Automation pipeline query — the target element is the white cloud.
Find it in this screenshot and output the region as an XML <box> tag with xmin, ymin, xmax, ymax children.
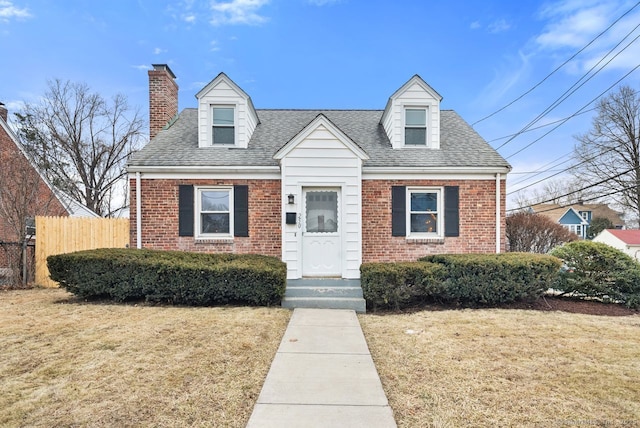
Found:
<box><xmin>470</xmin><ymin>21</ymin><xmax>481</xmax><ymax>30</ymax></box>
<box><xmin>153</xmin><ymin>47</ymin><xmax>167</xmax><ymax>55</ymax></box>
<box><xmin>308</xmin><ymin>0</ymin><xmax>340</xmax><ymax>5</ymax></box>
<box><xmin>534</xmin><ymin>0</ymin><xmax>640</xmax><ymax>73</ymax></box>
<box><xmin>0</xmin><ymin>0</ymin><xmax>31</xmax><ymax>21</ymax></box>
<box><xmin>183</xmin><ymin>14</ymin><xmax>196</xmax><ymax>23</ymax></box>
<box><xmin>210</xmin><ymin>40</ymin><xmax>220</xmax><ymax>51</ymax></box>
<box><xmin>209</xmin><ymin>0</ymin><xmax>269</xmax><ymax>26</ymax></box>
<box><xmin>132</xmin><ymin>64</ymin><xmax>151</xmax><ymax>71</ymax></box>
<box><xmin>488</xmin><ymin>19</ymin><xmax>511</xmax><ymax>34</ymax></box>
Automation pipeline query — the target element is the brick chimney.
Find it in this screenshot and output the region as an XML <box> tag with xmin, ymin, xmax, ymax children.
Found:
<box><xmin>0</xmin><ymin>102</ymin><xmax>7</xmax><ymax>122</ymax></box>
<box><xmin>148</xmin><ymin>64</ymin><xmax>178</xmax><ymax>140</ymax></box>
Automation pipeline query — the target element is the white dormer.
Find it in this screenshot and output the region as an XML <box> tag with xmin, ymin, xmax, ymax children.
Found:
<box><xmin>195</xmin><ymin>73</ymin><xmax>259</xmax><ymax>149</ymax></box>
<box><xmin>380</xmin><ymin>75</ymin><xmax>442</xmax><ymax>149</ymax></box>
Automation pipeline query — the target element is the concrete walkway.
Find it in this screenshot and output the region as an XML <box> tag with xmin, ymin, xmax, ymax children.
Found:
<box><xmin>247</xmin><ymin>308</ymin><xmax>397</xmax><ymax>428</ymax></box>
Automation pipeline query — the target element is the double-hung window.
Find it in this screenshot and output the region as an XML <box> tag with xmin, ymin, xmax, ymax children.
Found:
<box><xmin>404</xmin><ymin>108</ymin><xmax>427</xmax><ymax>146</ymax></box>
<box><xmin>408</xmin><ymin>188</ymin><xmax>441</xmax><ymax>236</ymax></box>
<box><xmin>196</xmin><ymin>187</ymin><xmax>233</xmax><ymax>237</ymax></box>
<box><xmin>212</xmin><ymin>107</ymin><xmax>235</xmax><ymax>145</ymax></box>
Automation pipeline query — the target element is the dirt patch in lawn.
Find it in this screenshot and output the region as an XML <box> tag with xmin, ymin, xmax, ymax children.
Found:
<box><xmin>0</xmin><ymin>288</ymin><xmax>290</xmax><ymax>428</ymax></box>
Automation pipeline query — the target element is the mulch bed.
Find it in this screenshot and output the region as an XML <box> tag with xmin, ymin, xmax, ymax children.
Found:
<box><xmin>503</xmin><ymin>296</ymin><xmax>638</xmax><ymax>317</ymax></box>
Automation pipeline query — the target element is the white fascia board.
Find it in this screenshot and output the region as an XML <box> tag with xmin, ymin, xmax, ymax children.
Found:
<box><xmin>127</xmin><ymin>165</ymin><xmax>281</xmax><ymax>179</ymax></box>
<box><xmin>363</xmin><ymin>166</ymin><xmax>511</xmax><ymax>180</ymax></box>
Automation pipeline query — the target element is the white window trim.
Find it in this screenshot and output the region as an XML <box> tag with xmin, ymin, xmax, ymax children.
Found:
<box><xmin>210</xmin><ymin>105</ymin><xmax>237</xmax><ymax>146</ymax></box>
<box><xmin>406</xmin><ymin>187</ymin><xmax>443</xmax><ymax>238</ymax></box>
<box><xmin>195</xmin><ymin>186</ymin><xmax>234</xmax><ymax>239</ymax></box>
<box><xmin>403</xmin><ymin>106</ymin><xmax>429</xmax><ymax>147</ymax></box>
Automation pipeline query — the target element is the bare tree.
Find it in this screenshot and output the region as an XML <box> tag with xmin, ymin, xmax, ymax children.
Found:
<box><xmin>574</xmin><ymin>85</ymin><xmax>640</xmax><ymax>227</ymax></box>
<box><xmin>506</xmin><ymin>212</ymin><xmax>578</xmax><ymax>253</ymax></box>
<box><xmin>0</xmin><ymin>136</ymin><xmax>65</xmax><ymax>286</ymax></box>
<box><xmin>15</xmin><ymin>80</ymin><xmax>145</xmax><ymax>217</ymax></box>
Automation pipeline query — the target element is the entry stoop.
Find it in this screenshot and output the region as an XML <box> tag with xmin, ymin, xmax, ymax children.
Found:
<box><xmin>282</xmin><ymin>279</ymin><xmax>367</xmax><ymax>313</ymax></box>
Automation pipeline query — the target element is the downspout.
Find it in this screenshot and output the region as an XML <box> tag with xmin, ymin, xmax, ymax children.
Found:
<box><xmin>136</xmin><ymin>172</ymin><xmax>142</xmax><ymax>249</ymax></box>
<box><xmin>496</xmin><ymin>173</ymin><xmax>501</xmax><ymax>254</ymax></box>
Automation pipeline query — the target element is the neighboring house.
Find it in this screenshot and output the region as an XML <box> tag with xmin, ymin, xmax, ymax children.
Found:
<box><xmin>0</xmin><ymin>102</ymin><xmax>98</xmax><ymax>283</ymax></box>
<box><xmin>530</xmin><ymin>203</ymin><xmax>624</xmax><ymax>240</ymax></box>
<box><xmin>593</xmin><ymin>229</ymin><xmax>640</xmax><ymax>261</ymax></box>
<box><xmin>128</xmin><ymin>65</ymin><xmax>511</xmax><ymax>280</ymax></box>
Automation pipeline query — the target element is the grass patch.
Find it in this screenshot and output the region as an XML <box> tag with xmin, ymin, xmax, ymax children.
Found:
<box><xmin>359</xmin><ymin>309</ymin><xmax>640</xmax><ymax>427</ymax></box>
<box><xmin>0</xmin><ymin>288</ymin><xmax>290</xmax><ymax>427</ymax></box>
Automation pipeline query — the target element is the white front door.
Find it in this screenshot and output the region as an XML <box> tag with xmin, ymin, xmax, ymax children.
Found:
<box><xmin>302</xmin><ymin>188</ymin><xmax>342</xmax><ymax>277</ymax></box>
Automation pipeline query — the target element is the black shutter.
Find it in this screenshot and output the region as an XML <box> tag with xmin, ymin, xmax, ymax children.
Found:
<box><xmin>391</xmin><ymin>186</ymin><xmax>406</xmax><ymax>236</ymax></box>
<box><xmin>444</xmin><ymin>186</ymin><xmax>459</xmax><ymax>237</ymax></box>
<box><xmin>234</xmin><ymin>185</ymin><xmax>249</xmax><ymax>237</ymax></box>
<box><xmin>178</xmin><ymin>185</ymin><xmax>194</xmax><ymax>237</ymax></box>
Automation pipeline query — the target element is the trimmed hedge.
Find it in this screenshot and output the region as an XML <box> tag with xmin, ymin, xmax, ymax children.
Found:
<box><xmin>47</xmin><ymin>249</ymin><xmax>287</xmax><ymax>306</ymax></box>
<box><xmin>550</xmin><ymin>241</ymin><xmax>640</xmax><ymax>308</ymax></box>
<box><xmin>360</xmin><ymin>262</ymin><xmax>445</xmax><ymax>310</ymax></box>
<box><xmin>420</xmin><ymin>253</ymin><xmax>562</xmax><ymax>306</ymax></box>
<box><xmin>361</xmin><ymin>253</ymin><xmax>562</xmax><ymax>310</ymax></box>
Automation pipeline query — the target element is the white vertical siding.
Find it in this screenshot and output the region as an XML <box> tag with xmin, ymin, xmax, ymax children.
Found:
<box><xmin>382</xmin><ymin>81</ymin><xmax>441</xmax><ymax>149</ymax></box>
<box><xmin>196</xmin><ymin>79</ymin><xmax>258</xmax><ymax>148</ymax></box>
<box><xmin>281</xmin><ymin>124</ymin><xmax>363</xmax><ymax>279</ymax></box>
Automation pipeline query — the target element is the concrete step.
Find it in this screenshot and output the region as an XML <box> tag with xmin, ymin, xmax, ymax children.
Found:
<box><xmin>282</xmin><ymin>279</ymin><xmax>367</xmax><ymax>313</ymax></box>
<box><xmin>287</xmin><ymin>278</ymin><xmax>362</xmax><ymax>288</ymax></box>
<box><xmin>281</xmin><ymin>297</ymin><xmax>366</xmax><ymax>313</ymax></box>
<box><xmin>285</xmin><ymin>286</ymin><xmax>363</xmax><ymax>299</ymax></box>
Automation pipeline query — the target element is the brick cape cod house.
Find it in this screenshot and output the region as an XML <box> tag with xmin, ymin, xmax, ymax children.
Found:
<box><xmin>128</xmin><ymin>65</ymin><xmax>511</xmax><ymax>281</ymax></box>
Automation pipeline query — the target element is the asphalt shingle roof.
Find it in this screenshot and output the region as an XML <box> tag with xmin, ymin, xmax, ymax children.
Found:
<box><xmin>128</xmin><ymin>108</ymin><xmax>510</xmax><ymax>169</ymax></box>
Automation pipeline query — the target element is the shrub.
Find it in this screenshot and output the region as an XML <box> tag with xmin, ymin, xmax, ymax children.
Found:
<box><xmin>506</xmin><ymin>212</ymin><xmax>578</xmax><ymax>253</ymax></box>
<box><xmin>550</xmin><ymin>241</ymin><xmax>640</xmax><ymax>308</ymax></box>
<box><xmin>360</xmin><ymin>262</ymin><xmax>444</xmax><ymax>310</ymax></box>
<box><xmin>361</xmin><ymin>253</ymin><xmax>561</xmax><ymax>310</ymax></box>
<box><xmin>47</xmin><ymin>249</ymin><xmax>286</xmax><ymax>306</ymax></box>
<box><xmin>420</xmin><ymin>253</ymin><xmax>561</xmax><ymax>306</ymax></box>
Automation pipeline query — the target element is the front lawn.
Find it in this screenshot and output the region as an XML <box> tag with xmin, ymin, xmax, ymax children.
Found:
<box><xmin>360</xmin><ymin>307</ymin><xmax>640</xmax><ymax>427</ymax></box>
<box><xmin>0</xmin><ymin>288</ymin><xmax>290</xmax><ymax>427</ymax></box>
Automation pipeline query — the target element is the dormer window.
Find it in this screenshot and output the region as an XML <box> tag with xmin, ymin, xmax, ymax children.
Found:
<box><xmin>212</xmin><ymin>106</ymin><xmax>235</xmax><ymax>145</ymax></box>
<box><xmin>405</xmin><ymin>108</ymin><xmax>427</xmax><ymax>145</ymax></box>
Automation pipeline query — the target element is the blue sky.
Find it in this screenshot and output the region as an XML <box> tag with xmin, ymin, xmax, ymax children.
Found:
<box><xmin>2</xmin><ymin>0</ymin><xmax>640</xmax><ymax>206</ymax></box>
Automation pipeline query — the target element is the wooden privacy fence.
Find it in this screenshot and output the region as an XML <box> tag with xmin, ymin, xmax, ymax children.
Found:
<box><xmin>35</xmin><ymin>216</ymin><xmax>130</xmax><ymax>287</ymax></box>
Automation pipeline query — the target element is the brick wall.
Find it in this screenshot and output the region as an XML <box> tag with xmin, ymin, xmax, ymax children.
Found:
<box><xmin>148</xmin><ymin>65</ymin><xmax>178</xmax><ymax>140</ymax></box>
<box><xmin>131</xmin><ymin>177</ymin><xmax>507</xmax><ymax>263</ymax></box>
<box><xmin>130</xmin><ymin>178</ymin><xmax>281</xmax><ymax>257</ymax></box>
<box><xmin>362</xmin><ymin>179</ymin><xmax>507</xmax><ymax>262</ymax></box>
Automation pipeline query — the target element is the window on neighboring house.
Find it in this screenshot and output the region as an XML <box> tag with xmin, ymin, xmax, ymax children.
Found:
<box><xmin>212</xmin><ymin>107</ymin><xmax>235</xmax><ymax>145</ymax></box>
<box><xmin>404</xmin><ymin>108</ymin><xmax>427</xmax><ymax>145</ymax></box>
<box><xmin>580</xmin><ymin>211</ymin><xmax>589</xmax><ymax>221</ymax></box>
<box><xmin>197</xmin><ymin>187</ymin><xmax>232</xmax><ymax>237</ymax></box>
<box><xmin>408</xmin><ymin>188</ymin><xmax>441</xmax><ymax>236</ymax></box>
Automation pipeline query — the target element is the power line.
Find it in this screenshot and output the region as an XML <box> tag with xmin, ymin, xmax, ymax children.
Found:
<box><xmin>472</xmin><ymin>1</ymin><xmax>640</xmax><ymax>127</ymax></box>
<box><xmin>487</xmin><ymin>109</ymin><xmax>595</xmax><ymax>143</ymax></box>
<box><xmin>507</xmin><ymin>168</ymin><xmax>635</xmax><ymax>213</ymax></box>
<box><xmin>500</xmin><ymin>26</ymin><xmax>640</xmax><ymax>154</ymax></box>
<box><xmin>504</xmin><ymin>62</ymin><xmax>640</xmax><ymax>160</ymax></box>
<box><xmin>509</xmin><ymin>182</ymin><xmax>638</xmax><ymax>214</ymax></box>
<box><xmin>507</xmin><ymin>145</ymin><xmax>622</xmax><ymax>195</ymax></box>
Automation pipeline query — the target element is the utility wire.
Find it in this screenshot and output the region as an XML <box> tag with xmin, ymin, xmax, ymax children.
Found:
<box><xmin>473</xmin><ymin>1</ymin><xmax>640</xmax><ymax>127</ymax></box>
<box><xmin>487</xmin><ymin>109</ymin><xmax>595</xmax><ymax>143</ymax></box>
<box><xmin>507</xmin><ymin>145</ymin><xmax>622</xmax><ymax>195</ymax></box>
<box><xmin>507</xmin><ymin>168</ymin><xmax>635</xmax><ymax>212</ymax></box>
<box><xmin>508</xmin><ymin>182</ymin><xmax>638</xmax><ymax>214</ymax></box>
<box><xmin>500</xmin><ymin>27</ymin><xmax>640</xmax><ymax>154</ymax></box>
